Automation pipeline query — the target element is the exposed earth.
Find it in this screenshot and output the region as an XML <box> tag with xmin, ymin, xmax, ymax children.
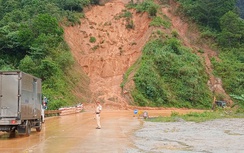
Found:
<box><xmin>64</xmin><ymin>0</ymin><xmax>152</xmax><ymax>108</ymax></box>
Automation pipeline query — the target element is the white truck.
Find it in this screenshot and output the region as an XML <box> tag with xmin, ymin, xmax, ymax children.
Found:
<box><xmin>0</xmin><ymin>71</ymin><xmax>44</xmax><ymax>136</ymax></box>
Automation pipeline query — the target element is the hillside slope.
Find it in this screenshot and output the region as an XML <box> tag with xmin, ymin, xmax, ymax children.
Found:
<box><xmin>161</xmin><ymin>0</ymin><xmax>232</xmax><ymax>105</ymax></box>
<box><xmin>64</xmin><ymin>0</ymin><xmax>152</xmax><ymax>108</ymax></box>
<box><xmin>64</xmin><ymin>0</ymin><xmax>231</xmax><ymax>108</ymax></box>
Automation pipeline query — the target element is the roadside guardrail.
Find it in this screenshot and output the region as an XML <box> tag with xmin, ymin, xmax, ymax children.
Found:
<box><xmin>44</xmin><ymin>104</ymin><xmax>83</xmax><ymax>117</ymax></box>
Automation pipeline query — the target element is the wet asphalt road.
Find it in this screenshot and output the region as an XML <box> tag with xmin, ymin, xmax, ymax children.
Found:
<box><xmin>0</xmin><ymin>110</ymin><xmax>141</xmax><ymax>153</ymax></box>
<box><xmin>0</xmin><ymin>109</ymin><xmax>204</xmax><ymax>153</ymax></box>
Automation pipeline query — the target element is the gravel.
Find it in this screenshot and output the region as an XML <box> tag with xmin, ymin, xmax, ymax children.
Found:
<box><xmin>126</xmin><ymin>118</ymin><xmax>244</xmax><ymax>153</ymax></box>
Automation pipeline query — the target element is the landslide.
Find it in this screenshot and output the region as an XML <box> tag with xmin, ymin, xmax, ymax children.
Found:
<box><xmin>64</xmin><ymin>0</ymin><xmax>231</xmax><ymax>109</ymax></box>
<box><xmin>64</xmin><ymin>0</ymin><xmax>152</xmax><ymax>109</ymax></box>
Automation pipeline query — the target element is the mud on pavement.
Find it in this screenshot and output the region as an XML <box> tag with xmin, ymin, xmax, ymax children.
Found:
<box><xmin>126</xmin><ymin>118</ymin><xmax>244</xmax><ymax>153</ymax></box>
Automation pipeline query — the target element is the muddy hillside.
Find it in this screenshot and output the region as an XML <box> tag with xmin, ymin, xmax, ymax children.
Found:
<box><xmin>64</xmin><ymin>0</ymin><xmax>231</xmax><ymax>108</ymax></box>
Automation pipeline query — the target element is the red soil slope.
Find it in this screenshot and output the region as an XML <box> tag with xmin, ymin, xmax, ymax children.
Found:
<box><xmin>64</xmin><ymin>0</ymin><xmax>152</xmax><ymax>108</ymax></box>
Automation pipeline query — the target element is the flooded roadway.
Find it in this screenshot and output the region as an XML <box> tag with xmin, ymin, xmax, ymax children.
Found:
<box><xmin>0</xmin><ymin>109</ymin><xmax>204</xmax><ymax>153</ymax></box>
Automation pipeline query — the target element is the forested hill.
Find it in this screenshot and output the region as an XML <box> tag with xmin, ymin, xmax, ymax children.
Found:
<box><xmin>0</xmin><ymin>0</ymin><xmax>243</xmax><ymax>109</ymax></box>
<box><xmin>237</xmin><ymin>0</ymin><xmax>244</xmax><ymax>18</ymax></box>
<box><xmin>0</xmin><ymin>0</ymin><xmax>93</xmax><ymax>109</ymax></box>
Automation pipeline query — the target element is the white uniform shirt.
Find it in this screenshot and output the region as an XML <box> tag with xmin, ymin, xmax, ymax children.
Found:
<box><xmin>96</xmin><ymin>105</ymin><xmax>102</xmax><ymax>113</ymax></box>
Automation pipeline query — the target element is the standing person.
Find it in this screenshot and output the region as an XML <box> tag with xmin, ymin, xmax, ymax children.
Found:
<box><xmin>42</xmin><ymin>96</ymin><xmax>48</xmax><ymax>110</ymax></box>
<box><xmin>95</xmin><ymin>101</ymin><xmax>102</xmax><ymax>129</ymax></box>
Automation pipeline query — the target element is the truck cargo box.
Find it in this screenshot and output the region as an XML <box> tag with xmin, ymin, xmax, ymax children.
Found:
<box><xmin>0</xmin><ymin>71</ymin><xmax>43</xmax><ymax>136</ymax></box>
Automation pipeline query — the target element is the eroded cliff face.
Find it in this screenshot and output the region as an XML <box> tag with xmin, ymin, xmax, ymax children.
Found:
<box><xmin>64</xmin><ymin>1</ymin><xmax>152</xmax><ymax>108</ymax></box>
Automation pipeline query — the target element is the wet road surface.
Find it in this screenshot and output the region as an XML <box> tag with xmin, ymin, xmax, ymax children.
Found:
<box><xmin>0</xmin><ymin>109</ymin><xmax>203</xmax><ymax>153</ymax></box>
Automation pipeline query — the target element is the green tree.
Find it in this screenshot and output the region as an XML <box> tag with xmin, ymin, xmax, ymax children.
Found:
<box><xmin>178</xmin><ymin>0</ymin><xmax>236</xmax><ymax>30</ymax></box>
<box><xmin>218</xmin><ymin>11</ymin><xmax>244</xmax><ymax>48</ymax></box>
<box><xmin>55</xmin><ymin>0</ymin><xmax>89</xmax><ymax>11</ymax></box>
<box><xmin>29</xmin><ymin>34</ymin><xmax>62</xmax><ymax>59</ymax></box>
<box><xmin>0</xmin><ymin>9</ymin><xmax>29</xmax><ymax>26</ymax></box>
<box><xmin>0</xmin><ymin>24</ymin><xmax>26</xmax><ymax>62</ymax></box>
<box><xmin>37</xmin><ymin>58</ymin><xmax>60</xmax><ymax>81</ymax></box>
<box><xmin>18</xmin><ymin>24</ymin><xmax>34</xmax><ymax>50</ymax></box>
<box><xmin>19</xmin><ymin>55</ymin><xmax>36</xmax><ymax>74</ymax></box>
<box><xmin>0</xmin><ymin>0</ymin><xmax>21</xmax><ymax>15</ymax></box>
<box><xmin>32</xmin><ymin>14</ymin><xmax>63</xmax><ymax>37</ymax></box>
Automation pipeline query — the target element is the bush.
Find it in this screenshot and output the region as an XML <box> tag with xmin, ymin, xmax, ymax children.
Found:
<box><xmin>132</xmin><ymin>89</ymin><xmax>148</xmax><ymax>106</ymax></box>
<box><xmin>171</xmin><ymin>30</ymin><xmax>179</xmax><ymax>38</ymax></box>
<box><xmin>121</xmin><ymin>10</ymin><xmax>132</xmax><ymax>18</ymax></box>
<box><xmin>127</xmin><ymin>0</ymin><xmax>159</xmax><ymax>17</ymax></box>
<box><xmin>148</xmin><ymin>5</ymin><xmax>157</xmax><ymax>16</ymax></box>
<box><xmin>150</xmin><ymin>16</ymin><xmax>171</xmax><ymax>28</ymax></box>
<box><xmin>89</xmin><ymin>36</ymin><xmax>96</xmax><ymax>43</ymax></box>
<box><xmin>126</xmin><ymin>20</ymin><xmax>135</xmax><ymax>29</ymax></box>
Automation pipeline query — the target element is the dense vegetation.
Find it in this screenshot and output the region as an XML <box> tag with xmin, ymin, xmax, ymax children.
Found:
<box><xmin>132</xmin><ymin>39</ymin><xmax>212</xmax><ymax>108</ymax></box>
<box><xmin>123</xmin><ymin>0</ymin><xmax>244</xmax><ymax>109</ymax></box>
<box><xmin>175</xmin><ymin>0</ymin><xmax>244</xmax><ymax>108</ymax></box>
<box><xmin>0</xmin><ymin>0</ymin><xmax>90</xmax><ymax>109</ymax></box>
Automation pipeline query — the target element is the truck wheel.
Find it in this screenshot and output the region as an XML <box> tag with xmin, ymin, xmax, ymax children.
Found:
<box><xmin>26</xmin><ymin>121</ymin><xmax>31</xmax><ymax>136</ymax></box>
<box><xmin>9</xmin><ymin>130</ymin><xmax>16</xmax><ymax>138</ymax></box>
<box><xmin>41</xmin><ymin>116</ymin><xmax>45</xmax><ymax>123</ymax></box>
<box><xmin>36</xmin><ymin>120</ymin><xmax>42</xmax><ymax>132</ymax></box>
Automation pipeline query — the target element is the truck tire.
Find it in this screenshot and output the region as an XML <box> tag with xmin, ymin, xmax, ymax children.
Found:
<box><xmin>41</xmin><ymin>116</ymin><xmax>45</xmax><ymax>123</ymax></box>
<box><xmin>9</xmin><ymin>129</ymin><xmax>16</xmax><ymax>138</ymax></box>
<box><xmin>25</xmin><ymin>121</ymin><xmax>31</xmax><ymax>136</ymax></box>
<box><xmin>36</xmin><ymin>120</ymin><xmax>42</xmax><ymax>132</ymax></box>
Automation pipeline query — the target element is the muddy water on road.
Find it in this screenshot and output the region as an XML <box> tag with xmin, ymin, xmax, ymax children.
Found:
<box><xmin>0</xmin><ymin>109</ymin><xmax>203</xmax><ymax>153</ymax></box>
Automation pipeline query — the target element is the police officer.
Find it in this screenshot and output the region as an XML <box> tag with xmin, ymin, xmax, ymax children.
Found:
<box><xmin>95</xmin><ymin>101</ymin><xmax>102</xmax><ymax>129</ymax></box>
